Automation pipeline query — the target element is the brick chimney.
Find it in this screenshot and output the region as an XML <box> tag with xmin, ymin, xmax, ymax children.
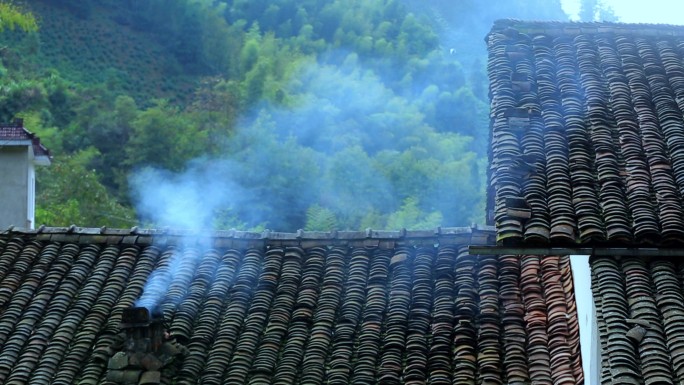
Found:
<box><xmin>0</xmin><ymin>118</ymin><xmax>51</xmax><ymax>229</ymax></box>
<box><xmin>106</xmin><ymin>307</ymin><xmax>186</xmax><ymax>385</ymax></box>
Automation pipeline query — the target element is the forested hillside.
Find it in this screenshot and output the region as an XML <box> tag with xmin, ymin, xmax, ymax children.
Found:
<box><xmin>1</xmin><ymin>0</ymin><xmax>581</xmax><ymax>231</ymax></box>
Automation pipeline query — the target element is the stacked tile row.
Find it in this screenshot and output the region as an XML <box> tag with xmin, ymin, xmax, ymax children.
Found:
<box><xmin>590</xmin><ymin>255</ymin><xmax>684</xmax><ymax>384</ymax></box>
<box><xmin>487</xmin><ymin>22</ymin><xmax>684</xmax><ymax>245</ymax></box>
<box><xmin>0</xmin><ymin>236</ymin><xmax>582</xmax><ymax>384</ymax></box>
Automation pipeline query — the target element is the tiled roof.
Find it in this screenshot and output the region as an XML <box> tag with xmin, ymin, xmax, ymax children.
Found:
<box><xmin>486</xmin><ymin>19</ymin><xmax>684</xmax><ymax>246</ymax></box>
<box><xmin>589</xmin><ymin>255</ymin><xmax>684</xmax><ymax>384</ymax></box>
<box><xmin>0</xmin><ymin>227</ymin><xmax>582</xmax><ymax>384</ymax></box>
<box><xmin>0</xmin><ymin>123</ymin><xmax>52</xmax><ymax>162</ymax></box>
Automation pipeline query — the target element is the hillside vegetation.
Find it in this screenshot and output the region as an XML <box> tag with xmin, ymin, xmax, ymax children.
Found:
<box><xmin>0</xmin><ymin>0</ymin><xmax>584</xmax><ymax>231</ymax></box>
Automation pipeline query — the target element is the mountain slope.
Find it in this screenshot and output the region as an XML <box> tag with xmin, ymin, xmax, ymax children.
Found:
<box><xmin>2</xmin><ymin>0</ymin><xmax>196</xmax><ymax>103</ymax></box>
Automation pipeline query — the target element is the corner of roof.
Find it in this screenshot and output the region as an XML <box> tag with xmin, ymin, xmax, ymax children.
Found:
<box><xmin>0</xmin><ymin>118</ymin><xmax>52</xmax><ymax>165</ymax></box>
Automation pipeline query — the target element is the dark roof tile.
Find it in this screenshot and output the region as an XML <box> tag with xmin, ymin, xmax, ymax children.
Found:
<box><xmin>486</xmin><ymin>22</ymin><xmax>684</xmax><ymax>383</ymax></box>
<box><xmin>0</xmin><ymin>229</ymin><xmax>581</xmax><ymax>384</ymax></box>
<box><xmin>590</xmin><ymin>255</ymin><xmax>684</xmax><ymax>383</ymax></box>
<box><xmin>0</xmin><ymin>124</ymin><xmax>51</xmax><ymax>163</ymax></box>
<box><xmin>487</xmin><ymin>20</ymin><xmax>684</xmax><ymax>246</ymax></box>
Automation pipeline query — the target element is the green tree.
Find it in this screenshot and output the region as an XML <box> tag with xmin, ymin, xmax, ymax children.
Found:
<box><xmin>125</xmin><ymin>100</ymin><xmax>208</xmax><ymax>171</ymax></box>
<box><xmin>304</xmin><ymin>204</ymin><xmax>338</xmax><ymax>231</ymax></box>
<box><xmin>386</xmin><ymin>197</ymin><xmax>442</xmax><ymax>230</ymax></box>
<box><xmin>36</xmin><ymin>149</ymin><xmax>136</xmax><ymax>227</ymax></box>
<box><xmin>199</xmin><ymin>6</ymin><xmax>243</xmax><ymax>74</ymax></box>
<box><xmin>223</xmin><ymin>111</ymin><xmax>323</xmax><ymax>230</ymax></box>
<box><xmin>0</xmin><ymin>79</ymin><xmax>46</xmax><ymax>122</ymax></box>
<box><xmin>579</xmin><ymin>0</ymin><xmax>598</xmax><ymax>21</ymax></box>
<box><xmin>0</xmin><ymin>2</ymin><xmax>37</xmax><ymax>32</ymax></box>
<box><xmin>321</xmin><ymin>145</ymin><xmax>393</xmax><ymax>229</ymax></box>
<box><xmin>1</xmin><ymin>0</ymin><xmax>528</xmax><ymax>231</ymax></box>
<box><xmin>580</xmin><ymin>0</ymin><xmax>618</xmax><ymax>21</ymax></box>
<box><xmin>89</xmin><ymin>95</ymin><xmax>138</xmax><ymax>192</ymax></box>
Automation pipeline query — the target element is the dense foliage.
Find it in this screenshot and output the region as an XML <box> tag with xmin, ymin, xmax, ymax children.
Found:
<box><xmin>0</xmin><ymin>2</ymin><xmax>37</xmax><ymax>32</ymax></box>
<box><xmin>1</xmin><ymin>0</ymin><xmax>580</xmax><ymax>230</ymax></box>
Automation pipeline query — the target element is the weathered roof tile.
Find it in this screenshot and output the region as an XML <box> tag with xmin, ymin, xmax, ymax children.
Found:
<box><xmin>487</xmin><ymin>20</ymin><xmax>684</xmax><ymax>246</ymax></box>
<box><xmin>0</xmin><ymin>229</ymin><xmax>580</xmax><ymax>384</ymax></box>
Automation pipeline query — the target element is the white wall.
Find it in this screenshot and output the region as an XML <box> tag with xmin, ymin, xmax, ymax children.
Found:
<box><xmin>27</xmin><ymin>162</ymin><xmax>35</xmax><ymax>229</ymax></box>
<box><xmin>570</xmin><ymin>255</ymin><xmax>600</xmax><ymax>385</ymax></box>
<box><xmin>0</xmin><ymin>146</ymin><xmax>30</xmax><ymax>229</ymax></box>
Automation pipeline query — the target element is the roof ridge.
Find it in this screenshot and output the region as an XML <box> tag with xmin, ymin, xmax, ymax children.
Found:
<box><xmin>0</xmin><ymin>121</ymin><xmax>52</xmax><ymax>161</ymax></box>
<box><xmin>0</xmin><ymin>225</ymin><xmax>496</xmax><ymax>247</ymax></box>
<box><xmin>2</xmin><ymin>224</ymin><xmax>494</xmax><ymax>238</ymax></box>
<box><xmin>491</xmin><ymin>19</ymin><xmax>684</xmax><ymax>37</ymax></box>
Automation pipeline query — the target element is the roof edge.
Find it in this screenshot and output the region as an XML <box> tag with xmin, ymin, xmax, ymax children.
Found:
<box><xmin>0</xmin><ymin>225</ymin><xmax>497</xmax><ymax>248</ymax></box>
<box><xmin>490</xmin><ymin>19</ymin><xmax>684</xmax><ymax>37</ymax></box>
<box><xmin>0</xmin><ymin>122</ymin><xmax>52</xmax><ymax>164</ymax></box>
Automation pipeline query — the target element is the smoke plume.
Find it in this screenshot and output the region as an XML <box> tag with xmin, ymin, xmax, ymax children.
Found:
<box><xmin>129</xmin><ymin>0</ymin><xmax>571</xmax><ymax>309</ymax></box>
